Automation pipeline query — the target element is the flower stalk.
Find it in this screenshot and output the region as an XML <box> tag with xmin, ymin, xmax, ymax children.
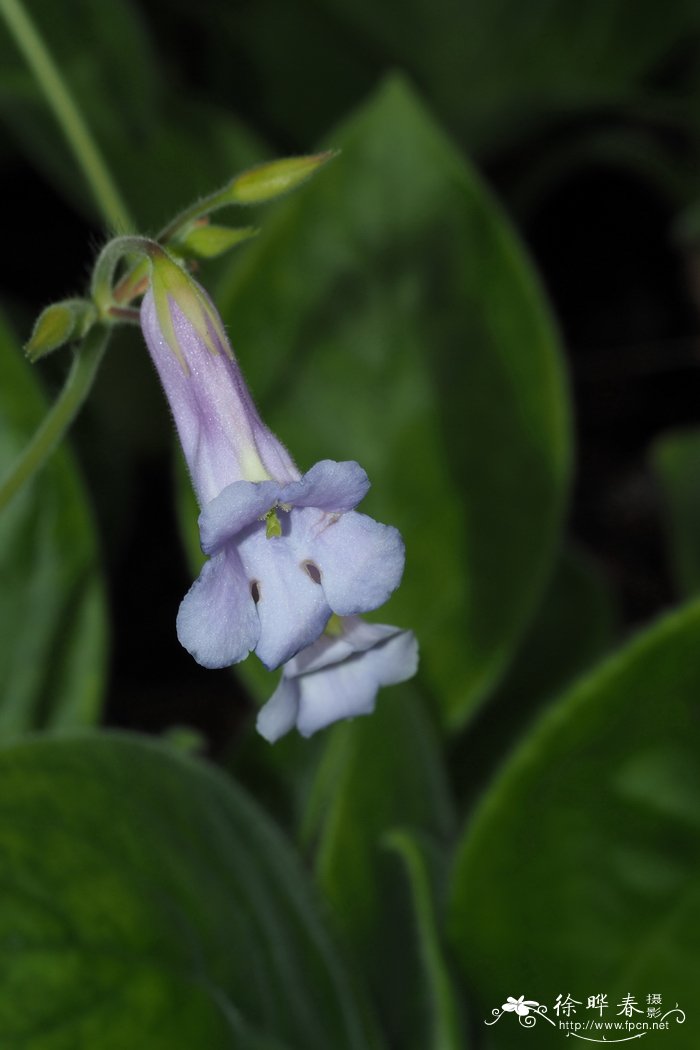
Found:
<box><xmin>0</xmin><ymin>324</ymin><xmax>108</xmax><ymax>511</ymax></box>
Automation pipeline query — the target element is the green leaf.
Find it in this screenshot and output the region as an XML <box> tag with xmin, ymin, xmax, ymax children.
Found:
<box><xmin>303</xmin><ymin>684</ymin><xmax>455</xmax><ymax>1044</ymax></box>
<box><xmin>652</xmin><ymin>428</ymin><xmax>700</xmax><ymax>597</ymax></box>
<box><xmin>451</xmin><ymin>544</ymin><xmax>617</xmax><ymax>806</ymax></box>
<box><xmin>490</xmin><ymin>544</ymin><xmax>617</xmax><ymax>712</ymax></box>
<box><xmin>384</xmin><ymin>830</ymin><xmax>467</xmax><ymax>1050</ymax></box>
<box><xmin>0</xmin><ymin>315</ymin><xmax>107</xmax><ymax>733</ymax></box>
<box><xmin>216</xmin><ymin>77</ymin><xmax>571</xmax><ymax>728</ymax></box>
<box><xmin>449</xmin><ymin>599</ymin><xmax>700</xmax><ymax>1048</ymax></box>
<box><xmin>0</xmin><ymin>731</ymin><xmax>384</xmax><ymax>1050</ymax></box>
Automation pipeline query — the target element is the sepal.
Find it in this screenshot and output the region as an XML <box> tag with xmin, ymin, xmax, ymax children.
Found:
<box><xmin>149</xmin><ymin>252</ymin><xmax>231</xmax><ymax>369</ymax></box>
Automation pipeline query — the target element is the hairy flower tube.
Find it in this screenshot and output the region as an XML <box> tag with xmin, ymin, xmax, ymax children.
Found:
<box><xmin>140</xmin><ymin>257</ymin><xmax>408</xmax><ymax>672</ymax></box>
<box><xmin>257</xmin><ymin>617</ymin><xmax>419</xmax><ymax>741</ymax></box>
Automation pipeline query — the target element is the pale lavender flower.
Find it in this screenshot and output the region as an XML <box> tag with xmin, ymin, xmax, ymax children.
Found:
<box><xmin>257</xmin><ymin>617</ymin><xmax>418</xmax><ymax>741</ymax></box>
<box><xmin>140</xmin><ymin>260</ymin><xmax>407</xmax><ymax>671</ymax></box>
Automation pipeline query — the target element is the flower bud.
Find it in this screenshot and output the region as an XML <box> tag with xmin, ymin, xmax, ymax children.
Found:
<box><xmin>173</xmin><ymin>224</ymin><xmax>259</xmax><ymax>260</ymax></box>
<box><xmin>26</xmin><ymin>298</ymin><xmax>97</xmax><ymax>361</ymax></box>
<box><xmin>228</xmin><ymin>152</ymin><xmax>337</xmax><ymax>205</ymax></box>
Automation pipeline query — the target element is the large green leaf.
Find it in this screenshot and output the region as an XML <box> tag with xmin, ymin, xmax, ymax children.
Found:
<box><xmin>449</xmin><ymin>600</ymin><xmax>700</xmax><ymax>1049</ymax></box>
<box><xmin>302</xmin><ymin>684</ymin><xmax>454</xmax><ymax>1044</ymax></box>
<box><xmin>216</xmin><ymin>77</ymin><xmax>571</xmax><ymax>727</ymax></box>
<box><xmin>652</xmin><ymin>427</ymin><xmax>700</xmax><ymax>598</ymax></box>
<box><xmin>489</xmin><ymin>545</ymin><xmax>617</xmax><ymax>712</ymax></box>
<box><xmin>0</xmin><ymin>731</ymin><xmax>383</xmax><ymax>1049</ymax></box>
<box><xmin>385</xmin><ymin>830</ymin><xmax>467</xmax><ymax>1050</ymax></box>
<box><xmin>452</xmin><ymin>545</ymin><xmax>617</xmax><ymax>804</ymax></box>
<box><xmin>0</xmin><ymin>317</ymin><xmax>107</xmax><ymax>733</ymax></box>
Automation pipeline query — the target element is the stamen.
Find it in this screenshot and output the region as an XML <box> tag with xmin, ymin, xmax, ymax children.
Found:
<box><xmin>251</xmin><ymin>580</ymin><xmax>261</xmax><ymax>603</ymax></box>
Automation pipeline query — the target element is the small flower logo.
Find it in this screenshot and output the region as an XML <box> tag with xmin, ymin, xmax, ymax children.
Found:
<box><xmin>502</xmin><ymin>996</ymin><xmax>539</xmax><ymax>1017</ymax></box>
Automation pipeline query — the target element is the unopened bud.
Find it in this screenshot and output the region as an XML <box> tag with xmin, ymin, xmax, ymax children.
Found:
<box><xmin>25</xmin><ymin>298</ymin><xmax>97</xmax><ymax>361</ymax></box>
<box><xmin>228</xmin><ymin>151</ymin><xmax>337</xmax><ymax>205</ymax></box>
<box><xmin>175</xmin><ymin>224</ymin><xmax>259</xmax><ymax>259</ymax></box>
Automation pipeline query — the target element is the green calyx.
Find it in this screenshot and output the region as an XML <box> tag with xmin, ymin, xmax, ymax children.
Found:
<box><xmin>149</xmin><ymin>252</ymin><xmax>232</xmax><ymax>372</ymax></box>
<box><xmin>28</xmin><ymin>152</ymin><xmax>338</xmax><ymax>366</ymax></box>
<box><xmin>91</xmin><ymin>236</ymin><xmax>234</xmax><ymax>373</ymax></box>
<box><xmin>14</xmin><ymin>148</ymin><xmax>336</xmax><ymax>517</ymax></box>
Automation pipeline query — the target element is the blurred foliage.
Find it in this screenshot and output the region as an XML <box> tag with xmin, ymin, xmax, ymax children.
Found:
<box><xmin>451</xmin><ymin>543</ymin><xmax>618</xmax><ymax>806</ymax></box>
<box><xmin>0</xmin><ymin>733</ymin><xmax>383</xmax><ymax>1049</ymax></box>
<box><xmin>450</xmin><ymin>600</ymin><xmax>700</xmax><ymax>1049</ymax></box>
<box><xmin>302</xmin><ymin>682</ymin><xmax>454</xmax><ymax>1046</ymax></box>
<box><xmin>148</xmin><ymin>0</ymin><xmax>700</xmax><ymax>163</ymax></box>
<box><xmin>0</xmin><ymin>313</ymin><xmax>106</xmax><ymax>734</ymax></box>
<box><xmin>386</xmin><ymin>829</ymin><xmax>467</xmax><ymax>1050</ymax></box>
<box><xmin>652</xmin><ymin>428</ymin><xmax>700</xmax><ymax>596</ymax></box>
<box><xmin>1</xmin><ymin>0</ymin><xmax>700</xmax><ymax>1047</ymax></box>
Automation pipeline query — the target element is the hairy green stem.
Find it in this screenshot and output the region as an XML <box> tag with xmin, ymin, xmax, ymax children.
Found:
<box><xmin>90</xmin><ymin>235</ymin><xmax>161</xmax><ymax>312</ymax></box>
<box><xmin>0</xmin><ymin>327</ymin><xmax>109</xmax><ymax>512</ymax></box>
<box><xmin>0</xmin><ymin>0</ymin><xmax>132</xmax><ymax>231</ymax></box>
<box><xmin>157</xmin><ymin>185</ymin><xmax>233</xmax><ymax>243</ymax></box>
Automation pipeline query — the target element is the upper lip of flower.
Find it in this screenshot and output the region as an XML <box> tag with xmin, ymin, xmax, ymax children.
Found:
<box><xmin>197</xmin><ymin>459</ymin><xmax>372</xmax><ymax>553</ymax></box>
